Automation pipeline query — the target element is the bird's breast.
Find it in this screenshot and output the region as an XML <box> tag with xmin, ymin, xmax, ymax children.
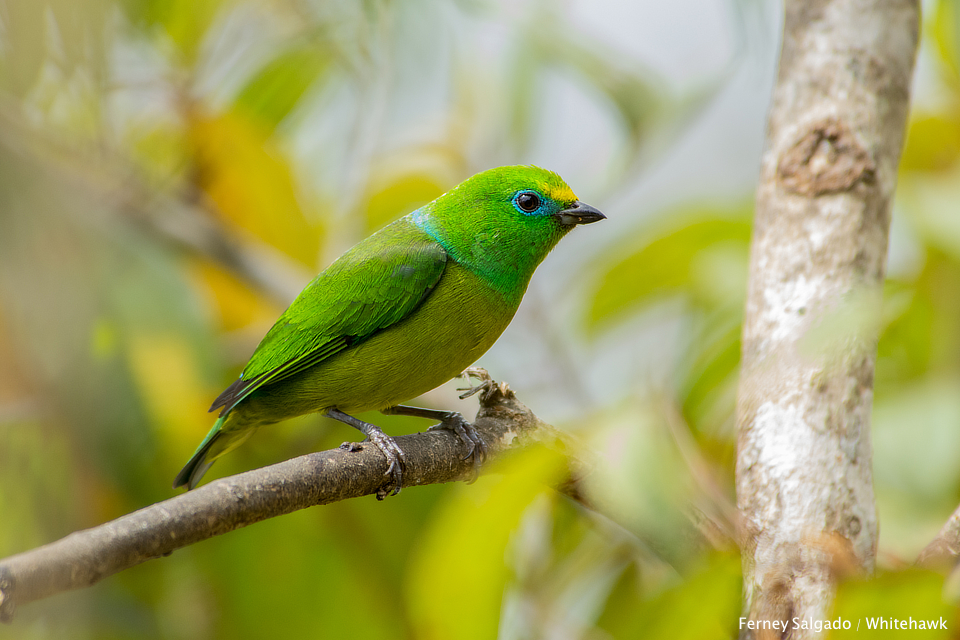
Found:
<box><xmin>240</xmin><ymin>262</ymin><xmax>520</xmax><ymax>420</ymax></box>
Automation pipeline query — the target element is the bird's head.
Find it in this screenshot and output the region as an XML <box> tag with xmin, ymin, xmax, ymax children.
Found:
<box><xmin>413</xmin><ymin>165</ymin><xmax>605</xmax><ymax>295</ymax></box>
<box><xmin>440</xmin><ymin>164</ymin><xmax>604</xmax><ymax>229</ymax></box>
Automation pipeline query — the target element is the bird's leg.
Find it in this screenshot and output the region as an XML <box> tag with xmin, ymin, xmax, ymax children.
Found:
<box><xmin>382</xmin><ymin>405</ymin><xmax>487</xmax><ymax>481</ymax></box>
<box><xmin>327</xmin><ymin>408</ymin><xmax>405</xmax><ymax>498</ymax></box>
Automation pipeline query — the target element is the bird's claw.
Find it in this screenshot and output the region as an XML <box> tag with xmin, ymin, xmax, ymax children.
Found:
<box><xmin>428</xmin><ymin>412</ymin><xmax>487</xmax><ymax>483</ymax></box>
<box><xmin>346</xmin><ymin>431</ymin><xmax>406</xmax><ymax>499</ymax></box>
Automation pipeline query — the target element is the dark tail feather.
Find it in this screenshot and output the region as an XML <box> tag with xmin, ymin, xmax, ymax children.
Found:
<box><xmin>173</xmin><ymin>432</ymin><xmax>221</xmax><ymax>490</ymax></box>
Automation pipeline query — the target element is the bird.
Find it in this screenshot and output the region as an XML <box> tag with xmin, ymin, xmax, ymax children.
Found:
<box><xmin>173</xmin><ymin>165</ymin><xmax>605</xmax><ymax>495</ymax></box>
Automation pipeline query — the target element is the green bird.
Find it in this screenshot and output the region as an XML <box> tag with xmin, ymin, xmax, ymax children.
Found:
<box><xmin>174</xmin><ymin>165</ymin><xmax>604</xmax><ymax>494</ymax></box>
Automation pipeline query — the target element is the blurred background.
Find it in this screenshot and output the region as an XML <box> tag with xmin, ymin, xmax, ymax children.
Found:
<box><xmin>1</xmin><ymin>0</ymin><xmax>959</xmax><ymax>637</ymax></box>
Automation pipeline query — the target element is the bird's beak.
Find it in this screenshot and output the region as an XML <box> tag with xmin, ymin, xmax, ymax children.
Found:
<box><xmin>556</xmin><ymin>201</ymin><xmax>606</xmax><ymax>226</ymax></box>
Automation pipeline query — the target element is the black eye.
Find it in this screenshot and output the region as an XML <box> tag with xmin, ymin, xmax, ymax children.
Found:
<box><xmin>516</xmin><ymin>192</ymin><xmax>540</xmax><ymax>213</ymax></box>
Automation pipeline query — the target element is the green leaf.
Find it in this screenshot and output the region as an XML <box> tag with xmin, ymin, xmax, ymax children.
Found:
<box><xmin>903</xmin><ymin>180</ymin><xmax>960</xmax><ymax>267</ymax></box>
<box><xmin>873</xmin><ymin>377</ymin><xmax>960</xmax><ymax>505</ymax></box>
<box><xmin>587</xmin><ymin>207</ymin><xmax>752</xmax><ymax>333</ymax></box>
<box><xmin>406</xmin><ymin>447</ymin><xmax>567</xmax><ymax>640</ymax></box>
<box><xmin>235</xmin><ymin>46</ymin><xmax>330</xmax><ymax>130</ymax></box>
<box><xmin>597</xmin><ymin>553</ymin><xmax>742</xmax><ymax>640</ymax></box>
<box><xmin>932</xmin><ymin>0</ymin><xmax>960</xmax><ymax>85</ymax></box>
<box><xmin>829</xmin><ymin>570</ymin><xmax>956</xmax><ymax>639</ymax></box>
<box><xmin>581</xmin><ymin>402</ymin><xmax>698</xmax><ymax>564</ymax></box>
<box><xmin>120</xmin><ymin>0</ymin><xmax>227</xmax><ymax>64</ymax></box>
<box><xmin>876</xmin><ymin>252</ymin><xmax>960</xmax><ymax>390</ymax></box>
<box><xmin>678</xmin><ymin>312</ymin><xmax>742</xmax><ymax>436</ymax></box>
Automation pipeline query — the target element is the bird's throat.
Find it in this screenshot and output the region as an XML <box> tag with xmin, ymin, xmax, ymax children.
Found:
<box><xmin>411</xmin><ymin>208</ymin><xmax>567</xmax><ymax>301</ymax></box>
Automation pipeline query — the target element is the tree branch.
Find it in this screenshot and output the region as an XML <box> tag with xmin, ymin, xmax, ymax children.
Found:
<box><xmin>123</xmin><ymin>190</ymin><xmax>309</xmax><ymax>307</ymax></box>
<box><xmin>0</xmin><ymin>372</ymin><xmax>582</xmax><ymax>623</ymax></box>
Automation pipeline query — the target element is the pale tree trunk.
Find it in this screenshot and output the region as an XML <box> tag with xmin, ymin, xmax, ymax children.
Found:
<box><xmin>735</xmin><ymin>1</ymin><xmax>919</xmax><ymax>637</ymax></box>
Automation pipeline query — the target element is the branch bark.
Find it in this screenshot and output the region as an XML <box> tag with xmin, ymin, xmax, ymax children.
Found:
<box><xmin>0</xmin><ymin>374</ymin><xmax>582</xmax><ymax>623</ymax></box>
<box><xmin>735</xmin><ymin>1</ymin><xmax>918</xmax><ymax>636</ymax></box>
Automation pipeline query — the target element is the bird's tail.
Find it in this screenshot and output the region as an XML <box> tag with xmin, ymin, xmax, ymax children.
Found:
<box><xmin>173</xmin><ymin>416</ymin><xmax>226</xmax><ymax>490</ymax></box>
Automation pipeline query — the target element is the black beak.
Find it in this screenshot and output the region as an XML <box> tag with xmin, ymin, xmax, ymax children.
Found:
<box><xmin>556</xmin><ymin>201</ymin><xmax>606</xmax><ymax>226</ymax></box>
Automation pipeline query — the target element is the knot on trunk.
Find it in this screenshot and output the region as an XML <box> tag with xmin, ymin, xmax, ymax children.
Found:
<box><xmin>777</xmin><ymin>118</ymin><xmax>876</xmax><ymax>196</ymax></box>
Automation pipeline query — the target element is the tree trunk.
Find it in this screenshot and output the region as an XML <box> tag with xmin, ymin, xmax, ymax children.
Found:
<box><xmin>735</xmin><ymin>1</ymin><xmax>919</xmax><ymax>636</ymax></box>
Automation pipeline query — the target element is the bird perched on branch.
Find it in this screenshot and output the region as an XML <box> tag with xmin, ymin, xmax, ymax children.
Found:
<box><xmin>174</xmin><ymin>165</ymin><xmax>604</xmax><ymax>495</ymax></box>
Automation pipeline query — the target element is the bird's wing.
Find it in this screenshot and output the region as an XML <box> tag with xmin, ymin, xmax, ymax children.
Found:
<box><xmin>210</xmin><ymin>225</ymin><xmax>448</xmax><ymax>416</ymax></box>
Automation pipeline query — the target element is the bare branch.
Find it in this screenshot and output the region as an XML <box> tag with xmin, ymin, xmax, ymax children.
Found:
<box><xmin>917</xmin><ymin>504</ymin><xmax>960</xmax><ymax>569</ymax></box>
<box><xmin>735</xmin><ymin>0</ymin><xmax>919</xmax><ymax>636</ymax></box>
<box><xmin>0</xmin><ymin>374</ymin><xmax>581</xmax><ymax>623</ymax></box>
<box><xmin>123</xmin><ymin>191</ymin><xmax>309</xmax><ymax>306</ymax></box>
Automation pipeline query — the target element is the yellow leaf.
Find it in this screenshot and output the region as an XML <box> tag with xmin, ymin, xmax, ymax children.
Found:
<box><xmin>126</xmin><ymin>333</ymin><xmax>211</xmax><ymax>453</ymax></box>
<box><xmin>189</xmin><ymin>110</ymin><xmax>322</xmax><ymax>267</ymax></box>
<box><xmin>188</xmin><ymin>258</ymin><xmax>282</xmax><ymax>332</ymax></box>
<box><xmin>900</xmin><ymin>113</ymin><xmax>960</xmax><ymax>173</ymax></box>
<box><xmin>363</xmin><ymin>173</ymin><xmax>446</xmax><ymax>233</ymax></box>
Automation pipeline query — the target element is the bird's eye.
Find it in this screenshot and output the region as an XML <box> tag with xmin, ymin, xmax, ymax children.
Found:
<box><xmin>516</xmin><ymin>192</ymin><xmax>541</xmax><ymax>213</ymax></box>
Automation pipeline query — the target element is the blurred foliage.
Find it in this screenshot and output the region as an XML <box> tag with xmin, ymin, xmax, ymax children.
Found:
<box><xmin>587</xmin><ymin>211</ymin><xmax>752</xmax><ymax>332</ymax></box>
<box><xmin>829</xmin><ymin>570</ymin><xmax>956</xmax><ymax>639</ymax></box>
<box><xmin>597</xmin><ymin>553</ymin><xmax>742</xmax><ymax>640</ymax></box>
<box><xmin>188</xmin><ymin>109</ymin><xmax>324</xmax><ymax>266</ymax></box>
<box><xmin>1</xmin><ymin>0</ymin><xmax>960</xmax><ymax>638</ymax></box>
<box><xmin>234</xmin><ymin>45</ymin><xmax>330</xmax><ymax>130</ymax></box>
<box><xmin>407</xmin><ymin>447</ymin><xmax>567</xmax><ymax>640</ymax></box>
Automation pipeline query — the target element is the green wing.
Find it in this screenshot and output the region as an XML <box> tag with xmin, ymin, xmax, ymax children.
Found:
<box><xmin>210</xmin><ymin>220</ymin><xmax>448</xmax><ymax>416</ymax></box>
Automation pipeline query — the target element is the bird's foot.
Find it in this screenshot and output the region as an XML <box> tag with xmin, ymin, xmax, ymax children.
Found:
<box><xmin>427</xmin><ymin>412</ymin><xmax>487</xmax><ymax>482</ymax></box>
<box><xmin>363</xmin><ymin>429</ymin><xmax>406</xmax><ymax>499</ymax></box>
<box><xmin>328</xmin><ymin>408</ymin><xmax>406</xmax><ymax>499</ymax></box>
<box><xmin>338</xmin><ymin>437</ymin><xmax>403</xmax><ymax>498</ymax></box>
